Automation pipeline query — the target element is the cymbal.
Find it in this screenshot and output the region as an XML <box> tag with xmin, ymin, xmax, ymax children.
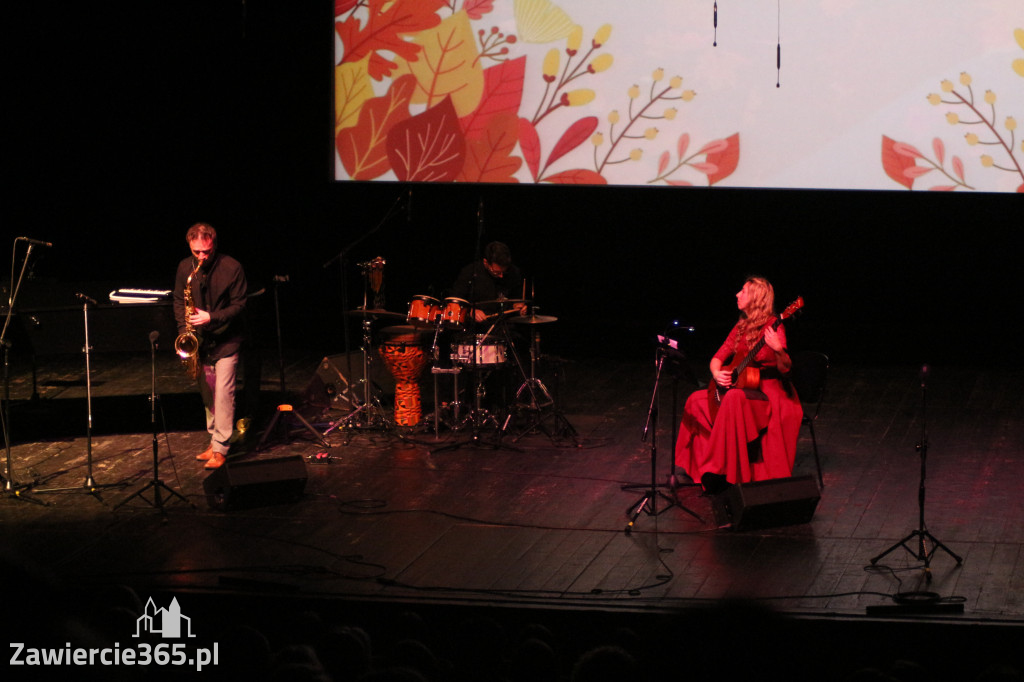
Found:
<box><xmin>346</xmin><ymin>307</ymin><xmax>404</xmax><ymax>319</ymax></box>
<box><xmin>475</xmin><ymin>298</ymin><xmax>530</xmax><ymax>306</ymax></box>
<box><xmin>509</xmin><ymin>314</ymin><xmax>558</xmax><ymax>325</ymax></box>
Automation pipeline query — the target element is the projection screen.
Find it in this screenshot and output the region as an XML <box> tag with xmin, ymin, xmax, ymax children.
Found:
<box><xmin>334</xmin><ymin>0</ymin><xmax>1023</xmax><ymax>193</ymax></box>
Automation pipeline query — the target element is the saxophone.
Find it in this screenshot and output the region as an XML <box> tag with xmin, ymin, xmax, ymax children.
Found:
<box><xmin>174</xmin><ymin>260</ymin><xmax>202</xmax><ymax>379</ymax></box>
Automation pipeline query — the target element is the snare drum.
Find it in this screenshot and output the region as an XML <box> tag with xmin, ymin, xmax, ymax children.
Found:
<box><xmin>407</xmin><ymin>295</ymin><xmax>440</xmax><ymax>327</ymax></box>
<box><xmin>441</xmin><ymin>297</ymin><xmax>470</xmax><ymax>328</ymax></box>
<box><xmin>452</xmin><ymin>334</ymin><xmax>507</xmax><ymax>367</ymax></box>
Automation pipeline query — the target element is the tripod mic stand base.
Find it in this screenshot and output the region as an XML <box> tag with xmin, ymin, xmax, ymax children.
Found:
<box><xmin>869</xmin><ymin>528</ymin><xmax>963</xmax><ymax>580</ymax></box>
<box><xmin>114</xmin><ymin>478</ymin><xmax>194</xmax><ymax>513</ymax></box>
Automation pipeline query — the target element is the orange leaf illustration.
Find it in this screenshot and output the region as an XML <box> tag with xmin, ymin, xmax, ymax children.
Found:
<box><xmin>882</xmin><ymin>135</ymin><xmax>916</xmax><ymax>190</ymax></box>
<box><xmin>394</xmin><ymin>11</ymin><xmax>484</xmax><ymax>117</ymax></box>
<box><xmin>459</xmin><ymin>112</ymin><xmax>522</xmax><ymax>183</ymax></box>
<box><xmin>543</xmin><ymin>169</ymin><xmax>607</xmax><ymax>185</ymax></box>
<box><xmin>336</xmin><ymin>0</ymin><xmax>445</xmax><ymax>80</ymax></box>
<box><xmin>337</xmin><ymin>75</ymin><xmax>416</xmax><ymax>180</ymax></box>
<box><xmin>705</xmin><ymin>133</ymin><xmax>740</xmax><ymax>186</ymax></box>
<box><xmin>387</xmin><ymin>96</ymin><xmax>466</xmax><ymax>182</ymax></box>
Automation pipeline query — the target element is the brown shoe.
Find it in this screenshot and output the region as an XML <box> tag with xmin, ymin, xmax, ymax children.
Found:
<box><xmin>195</xmin><ymin>446</ymin><xmax>216</xmax><ymax>461</ymax></box>
<box><xmin>204</xmin><ymin>452</ymin><xmax>226</xmax><ymax>469</ymax></box>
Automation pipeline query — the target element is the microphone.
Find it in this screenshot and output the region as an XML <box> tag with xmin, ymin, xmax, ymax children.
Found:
<box><xmin>75</xmin><ymin>292</ymin><xmax>97</xmax><ymax>305</ymax></box>
<box><xmin>919</xmin><ymin>364</ymin><xmax>930</xmax><ymax>388</ymax></box>
<box><xmin>149</xmin><ymin>330</ymin><xmax>160</xmax><ymax>344</ymax></box>
<box><xmin>18</xmin><ymin>236</ymin><xmax>53</xmax><ymax>248</ymax></box>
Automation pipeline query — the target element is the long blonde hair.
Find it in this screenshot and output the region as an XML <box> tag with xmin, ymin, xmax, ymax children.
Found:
<box><xmin>735</xmin><ymin>276</ymin><xmax>775</xmax><ymax>351</ymax></box>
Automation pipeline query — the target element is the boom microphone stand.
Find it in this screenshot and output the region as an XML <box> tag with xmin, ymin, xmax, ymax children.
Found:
<box><xmin>2</xmin><ymin>239</ymin><xmax>48</xmax><ymax>505</ymax></box>
<box><xmin>114</xmin><ymin>331</ymin><xmax>192</xmax><ymax>513</ymax></box>
<box><xmin>870</xmin><ymin>365</ymin><xmax>962</xmax><ymax>580</ymax></box>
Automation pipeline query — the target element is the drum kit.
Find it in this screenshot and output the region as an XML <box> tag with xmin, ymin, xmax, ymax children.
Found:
<box><xmin>335</xmin><ymin>276</ymin><xmax>575</xmax><ymax>446</ymax></box>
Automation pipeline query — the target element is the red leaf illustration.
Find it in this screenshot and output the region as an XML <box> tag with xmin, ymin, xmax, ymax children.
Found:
<box><xmin>691</xmin><ymin>162</ymin><xmax>720</xmax><ymax>175</ymax></box>
<box><xmin>543</xmin><ymin>169</ymin><xmax>607</xmax><ymax>185</ymax></box>
<box><xmin>545</xmin><ymin>116</ymin><xmax>598</xmax><ymax>171</ymax></box>
<box><xmin>386</xmin><ymin>96</ymin><xmax>466</xmax><ymax>182</ymax></box>
<box><xmin>903</xmin><ymin>166</ymin><xmax>934</xmax><ymax>179</ymax></box>
<box><xmin>464</xmin><ymin>0</ymin><xmax>495</xmax><ymax>20</ymax></box>
<box><xmin>518</xmin><ymin>117</ymin><xmax>541</xmax><ymax>181</ymax></box>
<box><xmin>932</xmin><ymin>137</ymin><xmax>945</xmax><ymax>165</ymax></box>
<box><xmin>335</xmin><ymin>0</ymin><xmax>358</xmax><ymax>17</ymax></box>
<box><xmin>657</xmin><ymin>151</ymin><xmax>670</xmax><ymax>176</ymax></box>
<box><xmin>927</xmin><ymin>185</ymin><xmax>956</xmax><ymax>191</ymax></box>
<box><xmin>460</xmin><ymin>56</ymin><xmax>526</xmax><ymax>141</ymax></box>
<box><xmin>699</xmin><ymin>139</ymin><xmax>729</xmax><ymax>155</ymax></box>
<box><xmin>337</xmin><ymin>75</ymin><xmax>416</xmax><ymax>180</ymax></box>
<box><xmin>882</xmin><ymin>135</ymin><xmax>916</xmax><ymax>189</ymax></box>
<box><xmin>952</xmin><ymin>156</ymin><xmax>965</xmax><ymax>183</ymax></box>
<box><xmin>893</xmin><ymin>141</ymin><xmax>924</xmax><ymax>158</ymax></box>
<box><xmin>458</xmin><ymin>112</ymin><xmax>522</xmax><ymax>183</ymax></box>
<box><xmin>677</xmin><ymin>132</ymin><xmax>690</xmax><ymax>160</ymax></box>
<box><xmin>666</xmin><ymin>179</ymin><xmax>694</xmax><ymax>186</ymax></box>
<box><xmin>336</xmin><ymin>0</ymin><xmax>445</xmax><ymax>80</ymax></box>
<box><xmin>705</xmin><ymin>133</ymin><xmax>740</xmax><ymax>186</ymax></box>
<box><xmin>1018</xmin><ymin>183</ymin><xmax>1024</xmax><ymax>193</ymax></box>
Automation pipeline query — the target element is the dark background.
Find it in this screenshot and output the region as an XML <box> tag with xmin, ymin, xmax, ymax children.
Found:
<box><xmin>6</xmin><ymin>2</ymin><xmax>1018</xmax><ymax>368</ymax></box>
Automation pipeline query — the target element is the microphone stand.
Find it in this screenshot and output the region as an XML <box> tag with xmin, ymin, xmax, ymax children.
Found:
<box><xmin>2</xmin><ymin>241</ymin><xmax>47</xmax><ymax>504</ymax></box>
<box><xmin>114</xmin><ymin>332</ymin><xmax>192</xmax><ymax>513</ymax></box>
<box><xmin>36</xmin><ymin>295</ymin><xmax>127</xmax><ymax>501</ymax></box>
<box><xmin>870</xmin><ymin>365</ymin><xmax>962</xmax><ymax>581</ymax></box>
<box><xmin>622</xmin><ymin>345</ymin><xmax>702</xmax><ymax>533</ymax></box>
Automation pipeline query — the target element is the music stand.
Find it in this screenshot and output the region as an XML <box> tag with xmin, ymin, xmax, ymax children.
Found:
<box><xmin>622</xmin><ymin>339</ymin><xmax>702</xmax><ymax>533</ymax></box>
<box><xmin>869</xmin><ymin>365</ymin><xmax>961</xmax><ymax>580</ymax></box>
<box><xmin>35</xmin><ymin>295</ymin><xmax>129</xmax><ymax>501</ymax></box>
<box><xmin>114</xmin><ymin>331</ymin><xmax>192</xmax><ymax>513</ymax></box>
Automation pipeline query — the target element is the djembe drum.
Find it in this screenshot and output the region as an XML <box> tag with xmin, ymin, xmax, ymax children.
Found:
<box><xmin>378</xmin><ymin>326</ymin><xmax>429</xmax><ymax>426</ymax></box>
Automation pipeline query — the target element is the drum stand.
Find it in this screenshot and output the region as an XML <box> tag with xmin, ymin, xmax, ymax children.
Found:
<box><xmin>432</xmin><ymin>324</ymin><xmax>517</xmax><ymax>453</ymax></box>
<box><xmin>502</xmin><ymin>317</ymin><xmax>578</xmax><ymax>446</ymax></box>
<box><xmin>622</xmin><ymin>347</ymin><xmax>702</xmax><ymax>533</ymax></box>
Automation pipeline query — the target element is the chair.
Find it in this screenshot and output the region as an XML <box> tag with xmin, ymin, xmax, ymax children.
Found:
<box><xmin>789</xmin><ymin>351</ymin><xmax>830</xmax><ymax>487</ymax></box>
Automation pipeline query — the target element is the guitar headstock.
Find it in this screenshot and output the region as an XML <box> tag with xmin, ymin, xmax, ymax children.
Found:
<box><xmin>780</xmin><ymin>296</ymin><xmax>805</xmax><ymax>320</ymax></box>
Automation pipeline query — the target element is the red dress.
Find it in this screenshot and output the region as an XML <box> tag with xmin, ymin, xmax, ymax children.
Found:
<box><xmin>675</xmin><ymin>320</ymin><xmax>803</xmax><ymax>486</ymax></box>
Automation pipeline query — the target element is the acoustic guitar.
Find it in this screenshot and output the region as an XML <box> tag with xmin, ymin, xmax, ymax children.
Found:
<box><xmin>708</xmin><ymin>296</ymin><xmax>804</xmax><ymax>424</ymax></box>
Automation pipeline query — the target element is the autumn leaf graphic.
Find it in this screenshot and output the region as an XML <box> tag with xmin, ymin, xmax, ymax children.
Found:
<box><xmin>337</xmin><ymin>75</ymin><xmax>417</xmax><ymax>180</ymax></box>
<box><xmin>335</xmin><ymin>0</ymin><xmax>445</xmax><ymax>81</ymax></box>
<box><xmin>387</xmin><ymin>97</ymin><xmax>467</xmax><ymax>182</ymax></box>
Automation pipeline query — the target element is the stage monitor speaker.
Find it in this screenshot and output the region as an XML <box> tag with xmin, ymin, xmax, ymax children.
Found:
<box><xmin>203</xmin><ymin>455</ymin><xmax>308</xmax><ymax>511</ymax></box>
<box><xmin>712</xmin><ymin>475</ymin><xmax>820</xmax><ymax>531</ymax></box>
<box><xmin>303</xmin><ymin>352</ymin><xmax>394</xmax><ymax>409</ymax></box>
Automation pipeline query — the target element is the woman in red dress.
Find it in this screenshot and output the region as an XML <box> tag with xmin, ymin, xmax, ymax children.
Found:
<box><xmin>675</xmin><ymin>277</ymin><xmax>803</xmax><ymax>493</ymax></box>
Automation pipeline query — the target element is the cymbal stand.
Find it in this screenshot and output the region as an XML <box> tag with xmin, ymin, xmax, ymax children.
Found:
<box><xmin>114</xmin><ymin>332</ymin><xmax>192</xmax><ymax>513</ymax></box>
<box><xmin>870</xmin><ymin>366</ymin><xmax>962</xmax><ymax>580</ymax></box>
<box><xmin>323</xmin><ymin>313</ymin><xmax>391</xmax><ymax>435</ymax></box>
<box><xmin>1</xmin><ymin>240</ymin><xmax>47</xmax><ymax>504</ymax></box>
<box><xmin>622</xmin><ymin>347</ymin><xmax>702</xmax><ymax>533</ymax></box>
<box><xmin>502</xmin><ymin>312</ymin><xmax>578</xmax><ymax>445</ymax></box>
<box><xmin>36</xmin><ymin>295</ymin><xmax>126</xmax><ymax>502</ymax></box>
<box><xmin>429</xmin><ymin>317</ymin><xmax>463</xmax><ymax>438</ymax></box>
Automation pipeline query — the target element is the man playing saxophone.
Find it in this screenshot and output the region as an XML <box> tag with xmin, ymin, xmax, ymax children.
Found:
<box><xmin>173</xmin><ymin>222</ymin><xmax>248</xmax><ymax>469</ymax></box>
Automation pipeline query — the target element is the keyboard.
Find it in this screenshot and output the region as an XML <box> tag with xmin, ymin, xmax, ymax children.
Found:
<box><xmin>109</xmin><ymin>288</ymin><xmax>172</xmax><ymax>304</ymax></box>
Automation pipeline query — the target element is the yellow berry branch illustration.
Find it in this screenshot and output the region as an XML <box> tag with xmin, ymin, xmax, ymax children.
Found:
<box><xmin>592</xmin><ymin>70</ymin><xmax>693</xmax><ymax>174</ymax></box>
<box><xmin>531</xmin><ymin>24</ymin><xmax>611</xmax><ymax>126</ymax></box>
<box><xmin>928</xmin><ymin>72</ymin><xmax>1022</xmax><ymax>184</ymax></box>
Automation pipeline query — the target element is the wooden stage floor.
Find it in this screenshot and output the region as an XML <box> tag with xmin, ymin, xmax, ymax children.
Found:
<box><xmin>2</xmin><ymin>346</ymin><xmax>1022</xmax><ymax>677</ymax></box>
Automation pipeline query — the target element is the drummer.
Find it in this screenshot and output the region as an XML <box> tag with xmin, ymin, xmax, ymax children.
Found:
<box><xmin>451</xmin><ymin>241</ymin><xmax>527</xmax><ymax>324</ymax></box>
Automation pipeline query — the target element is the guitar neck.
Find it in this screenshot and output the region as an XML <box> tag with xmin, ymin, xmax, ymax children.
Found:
<box><xmin>733</xmin><ymin>317</ymin><xmax>783</xmax><ymax>375</ymax></box>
